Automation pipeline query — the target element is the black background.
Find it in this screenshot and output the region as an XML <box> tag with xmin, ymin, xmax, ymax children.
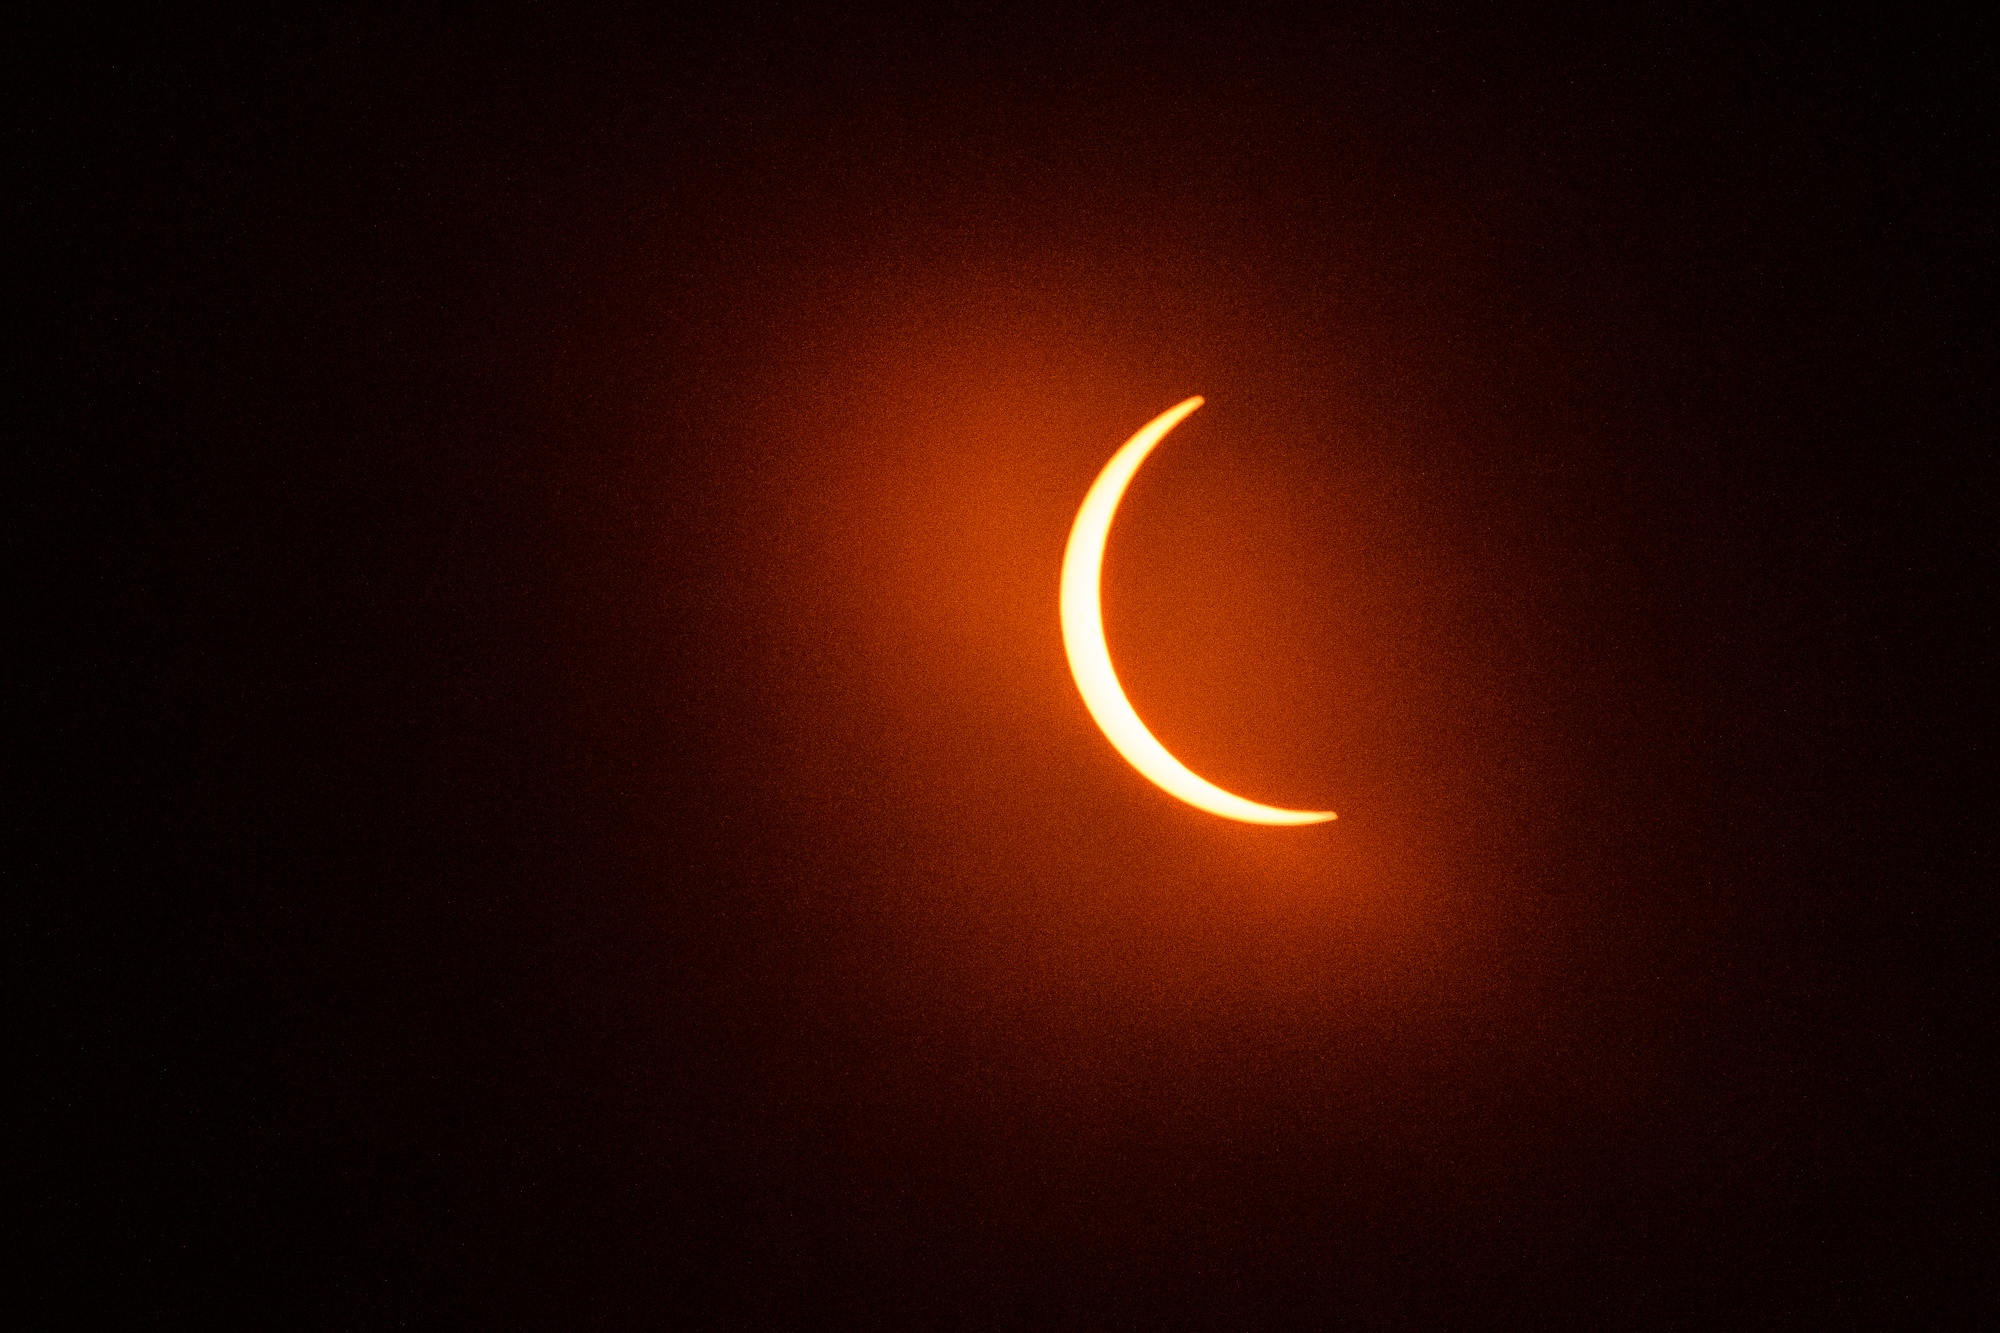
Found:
<box><xmin>27</xmin><ymin>6</ymin><xmax>1989</xmax><ymax>1325</ymax></box>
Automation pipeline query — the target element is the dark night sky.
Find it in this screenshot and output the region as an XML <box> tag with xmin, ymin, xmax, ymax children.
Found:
<box><xmin>28</xmin><ymin>6</ymin><xmax>1989</xmax><ymax>1325</ymax></box>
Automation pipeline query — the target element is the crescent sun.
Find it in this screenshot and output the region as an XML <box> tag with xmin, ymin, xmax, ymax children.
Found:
<box><xmin>1060</xmin><ymin>396</ymin><xmax>1336</xmax><ymax>826</ymax></box>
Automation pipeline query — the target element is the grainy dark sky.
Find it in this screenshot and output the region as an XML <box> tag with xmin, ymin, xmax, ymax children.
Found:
<box><xmin>30</xmin><ymin>6</ymin><xmax>1986</xmax><ymax>1325</ymax></box>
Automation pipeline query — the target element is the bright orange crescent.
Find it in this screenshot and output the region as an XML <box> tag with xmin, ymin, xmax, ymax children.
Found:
<box><xmin>1060</xmin><ymin>397</ymin><xmax>1336</xmax><ymax>826</ymax></box>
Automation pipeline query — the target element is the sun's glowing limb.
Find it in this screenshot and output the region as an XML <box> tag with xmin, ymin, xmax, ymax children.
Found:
<box><xmin>1060</xmin><ymin>396</ymin><xmax>1336</xmax><ymax>826</ymax></box>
